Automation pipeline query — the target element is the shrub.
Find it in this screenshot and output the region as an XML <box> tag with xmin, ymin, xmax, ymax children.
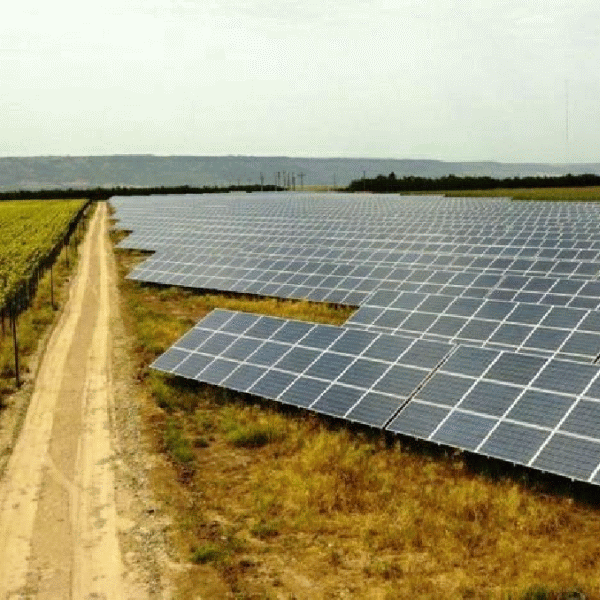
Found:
<box><xmin>164</xmin><ymin>418</ymin><xmax>195</xmax><ymax>466</ymax></box>
<box><xmin>191</xmin><ymin>542</ymin><xmax>227</xmax><ymax>564</ymax></box>
<box><xmin>227</xmin><ymin>422</ymin><xmax>285</xmax><ymax>448</ymax></box>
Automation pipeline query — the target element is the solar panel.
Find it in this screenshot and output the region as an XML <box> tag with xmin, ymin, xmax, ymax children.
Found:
<box><xmin>459</xmin><ymin>381</ymin><xmax>521</xmax><ymax>416</ymax></box>
<box><xmin>531</xmin><ymin>360</ymin><xmax>598</xmax><ymax>395</ymax></box>
<box><xmin>346</xmin><ymin>392</ymin><xmax>406</xmax><ymax>427</ymax></box>
<box><xmin>505</xmin><ymin>390</ymin><xmax>572</xmax><ymax>428</ymax></box>
<box><xmin>312</xmin><ymin>384</ymin><xmax>364</xmax><ymax>417</ymax></box>
<box><xmin>114</xmin><ymin>194</ymin><xmax>600</xmax><ymax>315</ymax></box>
<box><xmin>439</xmin><ymin>346</ymin><xmax>499</xmax><ymax>378</ymax></box>
<box><xmin>112</xmin><ymin>193</ymin><xmax>600</xmax><ymax>487</ymax></box>
<box><xmin>385</xmin><ymin>345</ymin><xmax>600</xmax><ymax>483</ymax></box>
<box><xmin>532</xmin><ymin>435</ymin><xmax>600</xmax><ymax>481</ymax></box>
<box><xmin>484</xmin><ymin>353</ymin><xmax>547</xmax><ymax>386</ymax></box>
<box><xmin>414</xmin><ymin>372</ymin><xmax>475</xmax><ymax>406</ymax></box>
<box><xmin>480</xmin><ymin>422</ymin><xmax>550</xmax><ymax>464</ymax></box>
<box><xmin>387</xmin><ymin>402</ymin><xmax>450</xmax><ymax>438</ymax></box>
<box><xmin>431</xmin><ymin>411</ymin><xmax>497</xmax><ymax>450</ymax></box>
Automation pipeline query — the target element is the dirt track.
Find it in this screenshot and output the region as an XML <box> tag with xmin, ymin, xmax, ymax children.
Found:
<box><xmin>0</xmin><ymin>203</ymin><xmax>160</xmax><ymax>599</ymax></box>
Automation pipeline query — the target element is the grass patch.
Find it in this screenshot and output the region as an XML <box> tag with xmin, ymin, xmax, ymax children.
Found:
<box><xmin>364</xmin><ymin>558</ymin><xmax>403</xmax><ymax>580</ymax></box>
<box><xmin>112</xmin><ymin>230</ymin><xmax>600</xmax><ymax>600</ymax></box>
<box><xmin>191</xmin><ymin>542</ymin><xmax>228</xmax><ymax>565</ymax></box>
<box><xmin>221</xmin><ymin>408</ymin><xmax>287</xmax><ymax>448</ymax></box>
<box><xmin>164</xmin><ymin>417</ymin><xmax>195</xmax><ymax>467</ymax></box>
<box><xmin>442</xmin><ymin>186</ymin><xmax>600</xmax><ymax>202</ymax></box>
<box><xmin>227</xmin><ymin>422</ymin><xmax>285</xmax><ymax>448</ymax></box>
<box><xmin>249</xmin><ymin>519</ymin><xmax>280</xmax><ymax>539</ymax></box>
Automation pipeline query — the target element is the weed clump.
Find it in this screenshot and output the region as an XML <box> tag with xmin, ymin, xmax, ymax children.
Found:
<box><xmin>164</xmin><ymin>418</ymin><xmax>194</xmax><ymax>466</ymax></box>
<box><xmin>191</xmin><ymin>542</ymin><xmax>227</xmax><ymax>564</ymax></box>
<box><xmin>227</xmin><ymin>422</ymin><xmax>285</xmax><ymax>448</ymax></box>
<box><xmin>249</xmin><ymin>519</ymin><xmax>280</xmax><ymax>539</ymax></box>
<box><xmin>512</xmin><ymin>587</ymin><xmax>587</xmax><ymax>600</ymax></box>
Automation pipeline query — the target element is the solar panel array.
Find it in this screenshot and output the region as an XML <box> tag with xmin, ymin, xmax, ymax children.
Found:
<box><xmin>111</xmin><ymin>193</ymin><xmax>600</xmax><ymax>486</ymax></box>
<box><xmin>153</xmin><ymin>309</ymin><xmax>451</xmax><ymax>427</ymax></box>
<box><xmin>154</xmin><ymin>308</ymin><xmax>600</xmax><ymax>484</ymax></box>
<box><xmin>347</xmin><ymin>288</ymin><xmax>600</xmax><ymax>361</ymax></box>
<box><xmin>113</xmin><ymin>193</ymin><xmax>600</xmax><ymax>306</ymax></box>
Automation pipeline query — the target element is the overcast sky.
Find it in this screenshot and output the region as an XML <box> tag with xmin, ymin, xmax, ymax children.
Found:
<box><xmin>1</xmin><ymin>0</ymin><xmax>598</xmax><ymax>162</ymax></box>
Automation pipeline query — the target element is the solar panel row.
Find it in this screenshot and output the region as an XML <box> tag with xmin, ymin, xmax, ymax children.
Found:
<box><xmin>347</xmin><ymin>290</ymin><xmax>600</xmax><ymax>360</ymax></box>
<box><xmin>113</xmin><ymin>195</ymin><xmax>600</xmax><ymax>321</ymax></box>
<box><xmin>128</xmin><ymin>256</ymin><xmax>600</xmax><ymax>306</ymax></box>
<box><xmin>152</xmin><ymin>309</ymin><xmax>600</xmax><ymax>484</ymax></box>
<box><xmin>114</xmin><ymin>195</ymin><xmax>600</xmax><ymax>296</ymax></box>
<box><xmin>111</xmin><ymin>193</ymin><xmax>600</xmax><ymax>486</ymax></box>
<box><xmin>153</xmin><ymin>309</ymin><xmax>444</xmax><ymax>427</ymax></box>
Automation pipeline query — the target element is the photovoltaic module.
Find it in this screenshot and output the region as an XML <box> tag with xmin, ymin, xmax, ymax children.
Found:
<box><xmin>111</xmin><ymin>192</ymin><xmax>600</xmax><ymax>485</ymax></box>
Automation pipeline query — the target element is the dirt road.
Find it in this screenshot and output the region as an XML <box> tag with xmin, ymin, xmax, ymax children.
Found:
<box><xmin>0</xmin><ymin>203</ymin><xmax>157</xmax><ymax>599</ymax></box>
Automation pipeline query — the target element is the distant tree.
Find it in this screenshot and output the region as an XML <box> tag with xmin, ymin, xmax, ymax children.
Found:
<box><xmin>346</xmin><ymin>172</ymin><xmax>600</xmax><ymax>194</ymax></box>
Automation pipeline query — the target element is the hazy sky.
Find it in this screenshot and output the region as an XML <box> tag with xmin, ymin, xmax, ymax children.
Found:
<box><xmin>2</xmin><ymin>0</ymin><xmax>599</xmax><ymax>162</ymax></box>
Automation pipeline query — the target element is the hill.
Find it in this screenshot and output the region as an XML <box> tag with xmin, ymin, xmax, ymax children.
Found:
<box><xmin>1</xmin><ymin>155</ymin><xmax>600</xmax><ymax>190</ymax></box>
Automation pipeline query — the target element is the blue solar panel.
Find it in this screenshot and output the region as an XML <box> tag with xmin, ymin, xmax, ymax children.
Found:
<box><xmin>114</xmin><ymin>192</ymin><xmax>600</xmax><ymax>487</ymax></box>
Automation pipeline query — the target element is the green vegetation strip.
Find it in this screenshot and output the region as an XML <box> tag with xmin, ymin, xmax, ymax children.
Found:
<box><xmin>443</xmin><ymin>186</ymin><xmax>600</xmax><ymax>202</ymax></box>
<box><xmin>348</xmin><ymin>173</ymin><xmax>600</xmax><ymax>194</ymax></box>
<box><xmin>0</xmin><ymin>184</ymin><xmax>279</xmax><ymax>203</ymax></box>
<box><xmin>0</xmin><ymin>199</ymin><xmax>86</xmax><ymax>308</ymax></box>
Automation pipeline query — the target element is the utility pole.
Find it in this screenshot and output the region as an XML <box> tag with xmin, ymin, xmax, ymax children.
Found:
<box><xmin>260</xmin><ymin>172</ymin><xmax>264</xmax><ymax>191</ymax></box>
<box><xmin>299</xmin><ymin>172</ymin><xmax>305</xmax><ymax>189</ymax></box>
<box><xmin>565</xmin><ymin>78</ymin><xmax>570</xmax><ymax>164</ymax></box>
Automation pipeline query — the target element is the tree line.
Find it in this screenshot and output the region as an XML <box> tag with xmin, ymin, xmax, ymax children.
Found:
<box><xmin>347</xmin><ymin>173</ymin><xmax>600</xmax><ymax>193</ymax></box>
<box><xmin>0</xmin><ymin>184</ymin><xmax>281</xmax><ymax>202</ymax></box>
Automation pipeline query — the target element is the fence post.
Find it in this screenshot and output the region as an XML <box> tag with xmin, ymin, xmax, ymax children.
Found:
<box><xmin>10</xmin><ymin>300</ymin><xmax>19</xmax><ymax>387</ymax></box>
<box><xmin>50</xmin><ymin>263</ymin><xmax>55</xmax><ymax>309</ymax></box>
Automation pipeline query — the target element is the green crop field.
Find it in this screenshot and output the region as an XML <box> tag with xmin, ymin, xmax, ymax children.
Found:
<box><xmin>0</xmin><ymin>199</ymin><xmax>85</xmax><ymax>308</ymax></box>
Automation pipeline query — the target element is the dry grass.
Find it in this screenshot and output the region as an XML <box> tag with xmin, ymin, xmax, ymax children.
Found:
<box><xmin>442</xmin><ymin>186</ymin><xmax>600</xmax><ymax>202</ymax></box>
<box><xmin>113</xmin><ymin>237</ymin><xmax>600</xmax><ymax>600</ymax></box>
<box><xmin>299</xmin><ymin>185</ymin><xmax>337</xmax><ymax>192</ymax></box>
